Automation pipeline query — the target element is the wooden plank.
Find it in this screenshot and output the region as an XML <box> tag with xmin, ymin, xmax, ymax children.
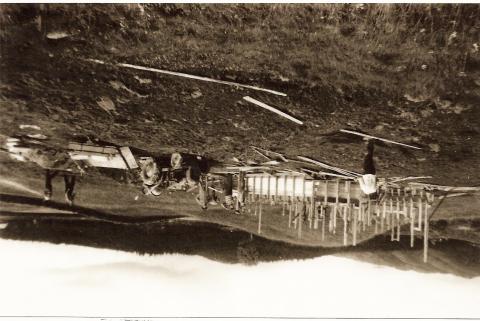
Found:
<box><xmin>87</xmin><ymin>59</ymin><xmax>288</xmax><ymax>97</ymax></box>
<box><xmin>297</xmin><ymin>156</ymin><xmax>360</xmax><ymax>177</ymax></box>
<box><xmin>340</xmin><ymin>129</ymin><xmax>422</xmax><ymax>150</ymax></box>
<box><xmin>244</xmin><ymin>96</ymin><xmax>302</xmax><ymax>124</ymax></box>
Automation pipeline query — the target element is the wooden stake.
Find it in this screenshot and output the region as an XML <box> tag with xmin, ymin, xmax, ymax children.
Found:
<box><xmin>353</xmin><ymin>206</ymin><xmax>358</xmax><ymax>246</ymax></box>
<box><xmin>321</xmin><ymin>206</ymin><xmax>326</xmax><ymax>241</ymax></box>
<box><xmin>333</xmin><ymin>179</ymin><xmax>339</xmax><ymax>233</ymax></box>
<box><xmin>298</xmin><ymin>201</ymin><xmax>303</xmax><ymax>239</ymax></box>
<box><xmin>423</xmin><ymin>200</ymin><xmax>429</xmax><ymax>263</ymax></box>
<box><xmin>417</xmin><ymin>190</ymin><xmax>423</xmax><ymax>231</ymax></box>
<box><xmin>288</xmin><ymin>198</ymin><xmax>292</xmax><ymax>228</ymax></box>
<box><xmin>410</xmin><ymin>190</ymin><xmax>415</xmax><ymax>247</ymax></box>
<box><xmin>343</xmin><ymin>206</ymin><xmax>348</xmax><ymax>246</ymax></box>
<box><xmin>258</xmin><ymin>201</ymin><xmax>263</xmax><ymax>234</ymax></box>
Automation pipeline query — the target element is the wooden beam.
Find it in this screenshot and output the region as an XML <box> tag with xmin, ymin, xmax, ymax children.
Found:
<box><xmin>87</xmin><ymin>59</ymin><xmax>287</xmax><ymax>96</ymax></box>
<box><xmin>243</xmin><ymin>96</ymin><xmax>302</xmax><ymax>124</ymax></box>
<box><xmin>340</xmin><ymin>129</ymin><xmax>422</xmax><ymax>150</ymax></box>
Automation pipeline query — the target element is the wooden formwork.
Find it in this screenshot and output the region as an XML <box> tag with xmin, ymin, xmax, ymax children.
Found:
<box><xmin>242</xmin><ymin>173</ymin><xmax>434</xmax><ymax>262</ymax></box>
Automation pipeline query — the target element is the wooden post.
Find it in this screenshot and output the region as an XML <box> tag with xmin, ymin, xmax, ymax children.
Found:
<box><xmin>353</xmin><ymin>205</ymin><xmax>358</xmax><ymax>246</ymax></box>
<box><xmin>314</xmin><ymin>201</ymin><xmax>319</xmax><ymax>230</ymax></box>
<box><xmin>410</xmin><ymin>190</ymin><xmax>415</xmax><ymax>247</ymax></box>
<box><xmin>381</xmin><ymin>200</ymin><xmax>386</xmax><ymax>232</ymax></box>
<box><xmin>298</xmin><ymin>201</ymin><xmax>303</xmax><ymax>239</ymax></box>
<box><xmin>275</xmin><ymin>175</ymin><xmax>279</xmax><ymax>203</ymax></box>
<box><xmin>390</xmin><ymin>211</ymin><xmax>395</xmax><ymax>241</ymax></box>
<box><xmin>343</xmin><ymin>205</ymin><xmax>348</xmax><ymax>246</ymax></box>
<box><xmin>367</xmin><ymin>199</ymin><xmax>372</xmax><ymax>226</ymax></box>
<box><xmin>333</xmin><ymin>179</ymin><xmax>339</xmax><ymax>234</ymax></box>
<box><xmin>388</xmin><ymin>197</ymin><xmax>393</xmax><ymax>229</ymax></box>
<box><xmin>293</xmin><ymin>197</ymin><xmax>298</xmax><ymax>229</ymax></box>
<box><xmin>321</xmin><ymin>205</ymin><xmax>326</xmax><ymax>241</ymax></box>
<box><xmin>396</xmin><ymin>197</ymin><xmax>400</xmax><ymax>241</ymax></box>
<box><xmin>417</xmin><ymin>189</ymin><xmax>423</xmax><ymax>231</ymax></box>
<box><xmin>258</xmin><ymin>200</ymin><xmax>263</xmax><ymax>234</ymax></box>
<box><xmin>423</xmin><ymin>198</ymin><xmax>429</xmax><ymax>263</ymax></box>
<box><xmin>361</xmin><ymin>203</ymin><xmax>366</xmax><ymax>232</ymax></box>
<box><xmin>288</xmin><ymin>197</ymin><xmax>292</xmax><ymax>228</ymax></box>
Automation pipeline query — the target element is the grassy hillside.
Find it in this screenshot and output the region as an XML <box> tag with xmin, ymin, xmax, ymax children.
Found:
<box><xmin>1</xmin><ymin>4</ymin><xmax>479</xmax><ymax>186</ymax></box>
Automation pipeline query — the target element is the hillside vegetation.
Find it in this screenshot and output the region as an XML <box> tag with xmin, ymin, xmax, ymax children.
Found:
<box><xmin>1</xmin><ymin>4</ymin><xmax>479</xmax><ymax>185</ymax></box>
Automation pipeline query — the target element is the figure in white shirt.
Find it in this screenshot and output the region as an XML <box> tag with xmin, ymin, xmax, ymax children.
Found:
<box><xmin>358</xmin><ymin>140</ymin><xmax>377</xmax><ymax>198</ymax></box>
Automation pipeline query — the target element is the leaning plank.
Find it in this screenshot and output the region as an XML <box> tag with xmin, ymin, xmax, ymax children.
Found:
<box><xmin>390</xmin><ymin>176</ymin><xmax>433</xmax><ymax>183</ymax></box>
<box><xmin>297</xmin><ymin>156</ymin><xmax>360</xmax><ymax>177</ymax></box>
<box><xmin>408</xmin><ymin>182</ymin><xmax>480</xmax><ymax>192</ymax></box>
<box><xmin>340</xmin><ymin>129</ymin><xmax>422</xmax><ymax>150</ymax></box>
<box><xmin>86</xmin><ymin>59</ymin><xmax>287</xmax><ymax>97</ymax></box>
<box><xmin>243</xmin><ymin>96</ymin><xmax>303</xmax><ymax>125</ymax></box>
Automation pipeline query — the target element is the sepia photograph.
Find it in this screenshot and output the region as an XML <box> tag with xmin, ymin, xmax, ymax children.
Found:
<box><xmin>0</xmin><ymin>2</ymin><xmax>479</xmax><ymax>320</ymax></box>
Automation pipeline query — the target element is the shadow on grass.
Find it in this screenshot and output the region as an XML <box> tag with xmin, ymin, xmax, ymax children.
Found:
<box><xmin>0</xmin><ymin>193</ymin><xmax>184</xmax><ymax>223</ymax></box>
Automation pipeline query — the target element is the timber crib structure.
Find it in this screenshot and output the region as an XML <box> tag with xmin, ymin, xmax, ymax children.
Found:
<box><xmin>238</xmin><ymin>172</ymin><xmax>435</xmax><ymax>263</ymax></box>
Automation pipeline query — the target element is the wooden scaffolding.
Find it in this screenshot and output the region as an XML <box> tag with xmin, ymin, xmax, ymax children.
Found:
<box><xmin>241</xmin><ymin>173</ymin><xmax>434</xmax><ymax>263</ymax></box>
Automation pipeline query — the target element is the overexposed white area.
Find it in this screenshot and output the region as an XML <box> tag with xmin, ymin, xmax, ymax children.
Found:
<box><xmin>0</xmin><ymin>239</ymin><xmax>478</xmax><ymax>318</ymax></box>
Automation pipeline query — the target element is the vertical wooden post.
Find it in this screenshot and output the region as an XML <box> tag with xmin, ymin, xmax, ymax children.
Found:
<box><xmin>423</xmin><ymin>198</ymin><xmax>429</xmax><ymax>263</ymax></box>
<box><xmin>353</xmin><ymin>205</ymin><xmax>357</xmax><ymax>246</ymax></box>
<box><xmin>396</xmin><ymin>196</ymin><xmax>400</xmax><ymax>241</ymax></box>
<box><xmin>367</xmin><ymin>199</ymin><xmax>372</xmax><ymax>226</ymax></box>
<box><xmin>314</xmin><ymin>201</ymin><xmax>319</xmax><ymax>230</ymax></box>
<box><xmin>275</xmin><ymin>175</ymin><xmax>279</xmax><ymax>203</ymax></box>
<box><xmin>388</xmin><ymin>196</ymin><xmax>393</xmax><ymax>229</ymax></box>
<box><xmin>321</xmin><ymin>205</ymin><xmax>326</xmax><ymax>241</ymax></box>
<box><xmin>258</xmin><ymin>200</ymin><xmax>262</xmax><ymax>234</ymax></box>
<box><xmin>333</xmin><ymin>179</ymin><xmax>339</xmax><ymax>233</ymax></box>
<box><xmin>298</xmin><ymin>201</ymin><xmax>303</xmax><ymax>239</ymax></box>
<box><xmin>288</xmin><ymin>197</ymin><xmax>292</xmax><ymax>228</ymax></box>
<box><xmin>361</xmin><ymin>203</ymin><xmax>366</xmax><ymax>232</ymax></box>
<box><xmin>267</xmin><ymin>175</ymin><xmax>271</xmax><ymax>203</ymax></box>
<box><xmin>417</xmin><ymin>189</ymin><xmax>423</xmax><ymax>230</ymax></box>
<box><xmin>410</xmin><ymin>189</ymin><xmax>415</xmax><ymax>247</ymax></box>
<box><xmin>381</xmin><ymin>200</ymin><xmax>386</xmax><ymax>232</ymax></box>
<box><xmin>343</xmin><ymin>205</ymin><xmax>348</xmax><ymax>246</ymax></box>
<box><xmin>390</xmin><ymin>211</ymin><xmax>395</xmax><ymax>241</ymax></box>
<box><xmin>293</xmin><ymin>197</ymin><xmax>298</xmax><ymax>229</ymax></box>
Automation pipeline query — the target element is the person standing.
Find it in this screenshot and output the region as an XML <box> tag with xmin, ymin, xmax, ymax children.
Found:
<box><xmin>357</xmin><ymin>140</ymin><xmax>377</xmax><ymax>198</ymax></box>
<box><xmin>44</xmin><ymin>169</ymin><xmax>77</xmax><ymax>206</ymax></box>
